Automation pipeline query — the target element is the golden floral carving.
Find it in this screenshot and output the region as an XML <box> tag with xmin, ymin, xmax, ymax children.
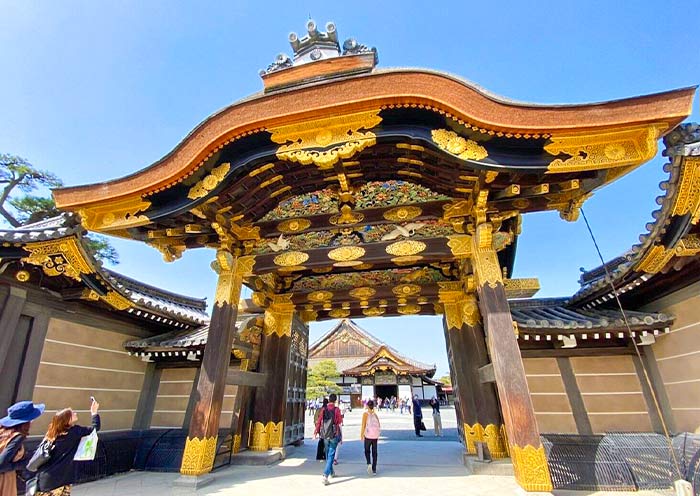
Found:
<box><xmin>483</xmin><ymin>424</ymin><xmax>508</xmax><ymax>459</ymax></box>
<box><xmin>273</xmin><ymin>251</ymin><xmax>309</xmax><ymax>267</ymax></box>
<box><xmin>308</xmin><ymin>290</ymin><xmax>334</xmax><ymax>302</ymax></box>
<box><xmin>471</xmin><ymin>224</ymin><xmax>502</xmax><ymax>289</ymax></box>
<box><xmin>180</xmin><ymin>436</ymin><xmax>218</xmax><ymax>475</ymax></box>
<box><xmin>349</xmin><ymin>287</ymin><xmax>376</xmax><ymax>299</ymax></box>
<box><xmin>233</xmin><ymin>434</ymin><xmax>242</xmax><ymax>454</ymax></box>
<box><xmin>327</xmin><ymin>246</ymin><xmax>365</xmax><ymax>262</ymax></box>
<box><xmin>636</xmin><ymin>244</ymin><xmax>675</xmax><ymax>274</ymax></box>
<box><xmin>392</xmin><ymin>284</ymin><xmax>421</xmax><ymax>297</ymax></box>
<box><xmin>277</xmin><ymin>218</ymin><xmax>312</xmax><ymax>233</ymax></box>
<box><xmin>188</xmin><ymin>163</ymin><xmax>230</xmax><ymax>200</ymax></box>
<box><xmin>672</xmin><ymin>157</ymin><xmax>700</xmax><ymax>223</ymax></box>
<box><xmin>78</xmin><ymin>195</ymin><xmax>152</xmax><ymax>232</ymax></box>
<box><xmin>545</xmin><ymin>125</ymin><xmax>661</xmax><ymax>173</ymax></box>
<box><xmin>267</xmin><ymin>421</ymin><xmax>284</xmax><ymax>448</ymax></box>
<box><xmin>15</xmin><ymin>270</ymin><xmax>30</xmax><ymax>282</ymax></box>
<box><xmin>397</xmin><ymin>304</ymin><xmax>421</xmax><ymax>315</ymax></box>
<box><xmin>385</xmin><ymin>240</ymin><xmax>426</xmax><ymax>257</ymax></box>
<box><xmin>264</xmin><ymin>294</ymin><xmax>295</xmax><ymax>337</ymax></box>
<box><xmin>214</xmin><ymin>254</ymin><xmax>255</xmax><ymax>308</ymax></box>
<box><xmin>249</xmin><ymin>422</ymin><xmax>269</xmax><ymax>451</ymax></box>
<box><xmin>510</xmin><ymin>444</ymin><xmax>553</xmax><ymax>492</ymax></box>
<box><xmin>328</xmin><ymin>308</ymin><xmax>350</xmax><ymax>319</ymax></box>
<box><xmin>438</xmin><ymin>289</ymin><xmax>479</xmax><ymax>330</ymax></box>
<box><xmin>329</xmin><ymin>204</ymin><xmax>365</xmax><ymax>225</ymax></box>
<box><xmin>504</xmin><ymin>278</ymin><xmax>541</xmax><ymax>299</ymax></box>
<box><xmin>447</xmin><ymin>235</ymin><xmax>472</xmax><ymax>258</ymax></box>
<box><xmin>300</xmin><ymin>309</ymin><xmax>318</xmax><ymax>322</ymax></box>
<box><xmin>676</xmin><ymin>234</ymin><xmax>700</xmax><ymax>256</ymax></box>
<box><xmin>101</xmin><ymin>291</ymin><xmax>133</xmax><ymax>311</ymax></box>
<box><xmin>432</xmin><ymin>129</ymin><xmax>488</xmax><ymax>161</ymax></box>
<box><xmin>383</xmin><ymin>206</ymin><xmax>422</xmax><ymax>222</ymax></box>
<box><xmin>463</xmin><ymin>423</ymin><xmax>484</xmax><ymax>454</ymax></box>
<box><xmin>271</xmin><ymin>110</ymin><xmax>382</xmax><ymax>170</ymax></box>
<box><xmin>363</xmin><ymin>307</ymin><xmax>385</xmax><ymax>317</ymax></box>
<box><xmin>21</xmin><ymin>238</ymin><xmax>94</xmax><ymax>281</ymax></box>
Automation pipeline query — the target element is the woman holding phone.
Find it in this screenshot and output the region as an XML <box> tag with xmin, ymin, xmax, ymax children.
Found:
<box><xmin>33</xmin><ymin>398</ymin><xmax>100</xmax><ymax>495</ymax></box>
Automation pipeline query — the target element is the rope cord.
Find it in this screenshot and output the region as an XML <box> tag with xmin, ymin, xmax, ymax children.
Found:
<box><xmin>580</xmin><ymin>208</ymin><xmax>682</xmax><ymax>479</ymax></box>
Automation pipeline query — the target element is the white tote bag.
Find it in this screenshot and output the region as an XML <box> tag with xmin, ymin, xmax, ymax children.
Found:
<box><xmin>73</xmin><ymin>429</ymin><xmax>98</xmax><ymax>461</ymax></box>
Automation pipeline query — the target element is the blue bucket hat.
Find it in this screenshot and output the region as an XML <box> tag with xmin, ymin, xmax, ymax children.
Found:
<box><xmin>0</xmin><ymin>401</ymin><xmax>45</xmax><ymax>427</ymax></box>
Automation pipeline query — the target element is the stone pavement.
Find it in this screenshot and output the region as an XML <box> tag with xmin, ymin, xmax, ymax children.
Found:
<box><xmin>72</xmin><ymin>407</ymin><xmax>673</xmax><ymax>496</ymax></box>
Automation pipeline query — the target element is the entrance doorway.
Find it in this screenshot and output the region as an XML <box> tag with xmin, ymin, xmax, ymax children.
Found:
<box><xmin>374</xmin><ymin>385</ymin><xmax>398</xmax><ymax>406</ymax></box>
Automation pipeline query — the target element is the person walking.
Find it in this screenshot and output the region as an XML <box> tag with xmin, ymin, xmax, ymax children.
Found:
<box><xmin>314</xmin><ymin>398</ymin><xmax>328</xmax><ymax>461</ymax></box>
<box><xmin>360</xmin><ymin>399</ymin><xmax>380</xmax><ymax>476</ymax></box>
<box><xmin>429</xmin><ymin>396</ymin><xmax>442</xmax><ymax>437</ymax></box>
<box><xmin>412</xmin><ymin>394</ymin><xmax>423</xmax><ymax>437</ymax></box>
<box><xmin>32</xmin><ymin>399</ymin><xmax>100</xmax><ymax>496</ymax></box>
<box><xmin>314</xmin><ymin>393</ymin><xmax>342</xmax><ymax>486</ymax></box>
<box><xmin>0</xmin><ymin>401</ymin><xmax>45</xmax><ymax>496</ymax></box>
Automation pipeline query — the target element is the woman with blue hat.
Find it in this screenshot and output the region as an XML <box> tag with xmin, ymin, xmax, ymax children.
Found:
<box><xmin>0</xmin><ymin>400</ymin><xmax>44</xmax><ymax>496</ymax></box>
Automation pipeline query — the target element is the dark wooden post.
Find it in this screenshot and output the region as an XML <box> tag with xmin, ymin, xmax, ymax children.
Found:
<box><xmin>440</xmin><ymin>283</ymin><xmax>505</xmax><ymax>457</ymax></box>
<box><xmin>179</xmin><ymin>252</ymin><xmax>255</xmax><ymax>477</ymax></box>
<box><xmin>249</xmin><ymin>295</ymin><xmax>294</xmax><ymax>451</ymax></box>
<box><xmin>471</xmin><ymin>223</ymin><xmax>552</xmax><ymax>492</ymax></box>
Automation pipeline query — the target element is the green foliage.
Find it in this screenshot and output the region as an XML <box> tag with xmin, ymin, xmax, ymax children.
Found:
<box><xmin>438</xmin><ymin>375</ymin><xmax>451</xmax><ymax>385</ymax></box>
<box><xmin>0</xmin><ymin>153</ymin><xmax>119</xmax><ymax>264</ymax></box>
<box><xmin>306</xmin><ymin>359</ymin><xmax>342</xmax><ymax>399</ymax></box>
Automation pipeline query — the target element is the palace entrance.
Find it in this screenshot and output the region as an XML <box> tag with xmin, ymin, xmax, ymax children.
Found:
<box><xmin>50</xmin><ymin>21</ymin><xmax>693</xmax><ymax>492</ymax></box>
<box><xmin>374</xmin><ymin>385</ymin><xmax>397</xmax><ymax>401</ymax></box>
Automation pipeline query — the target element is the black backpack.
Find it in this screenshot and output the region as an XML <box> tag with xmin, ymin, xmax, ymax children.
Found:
<box><xmin>319</xmin><ymin>406</ymin><xmax>338</xmax><ymax>440</ymax></box>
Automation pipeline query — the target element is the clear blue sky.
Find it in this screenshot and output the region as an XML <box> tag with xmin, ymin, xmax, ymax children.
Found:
<box><xmin>1</xmin><ymin>1</ymin><xmax>698</xmax><ymax>378</ymax></box>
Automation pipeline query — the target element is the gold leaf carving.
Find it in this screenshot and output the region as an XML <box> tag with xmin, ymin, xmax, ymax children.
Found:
<box><xmin>15</xmin><ymin>270</ymin><xmax>30</xmax><ymax>282</ymax></box>
<box><xmin>471</xmin><ymin>224</ymin><xmax>502</xmax><ymax>289</ymax></box>
<box><xmin>328</xmin><ymin>308</ymin><xmax>351</xmax><ymax>319</ymax></box>
<box><xmin>464</xmin><ymin>423</ymin><xmax>484</xmax><ymax>454</ymax></box>
<box><xmin>277</xmin><ymin>218</ymin><xmax>312</xmax><ymax>233</ymax></box>
<box><xmin>329</xmin><ymin>204</ymin><xmax>364</xmax><ymax>226</ymax></box>
<box><xmin>398</xmin><ymin>304</ymin><xmax>421</xmax><ymax>315</ymax></box>
<box><xmin>483</xmin><ymin>424</ymin><xmax>508</xmax><ymax>459</ymax></box>
<box><xmin>545</xmin><ymin>125</ymin><xmax>661</xmax><ymax>173</ymax></box>
<box><xmin>363</xmin><ymin>307</ymin><xmax>385</xmax><ymax>317</ymax></box>
<box><xmin>273</xmin><ymin>251</ymin><xmax>309</xmax><ymax>267</ymax></box>
<box><xmin>180</xmin><ymin>436</ymin><xmax>218</xmax><ymax>475</ymax></box>
<box><xmin>447</xmin><ymin>235</ymin><xmax>471</xmax><ymax>258</ymax></box>
<box><xmin>349</xmin><ymin>287</ymin><xmax>376</xmax><ymax>299</ymax></box>
<box><xmin>267</xmin><ymin>421</ymin><xmax>284</xmax><ymax>448</ymax></box>
<box><xmin>214</xmin><ymin>255</ymin><xmax>255</xmax><ymax>308</ymax></box>
<box><xmin>510</xmin><ymin>444</ymin><xmax>553</xmax><ymax>492</ymax></box>
<box><xmin>233</xmin><ymin>434</ymin><xmax>242</xmax><ymax>454</ymax></box>
<box><xmin>385</xmin><ymin>240</ymin><xmax>426</xmax><ymax>257</ymax></box>
<box><xmin>78</xmin><ymin>195</ymin><xmax>152</xmax><ymax>232</ymax></box>
<box><xmin>102</xmin><ymin>291</ymin><xmax>133</xmax><ymax>311</ymax></box>
<box><xmin>676</xmin><ymin>234</ymin><xmax>700</xmax><ymax>256</ymax></box>
<box><xmin>327</xmin><ymin>246</ymin><xmax>365</xmax><ymax>262</ymax></box>
<box><xmin>636</xmin><ymin>245</ymin><xmax>675</xmax><ymax>274</ymax></box>
<box><xmin>504</xmin><ymin>278</ymin><xmax>541</xmax><ymax>298</ymax></box>
<box><xmin>263</xmin><ymin>294</ymin><xmax>295</xmax><ymax>337</ymax></box>
<box><xmin>392</xmin><ymin>284</ymin><xmax>421</xmax><ymax>297</ymax></box>
<box><xmin>672</xmin><ymin>157</ymin><xmax>700</xmax><ymax>223</ymax></box>
<box><xmin>21</xmin><ymin>238</ymin><xmax>93</xmax><ymax>281</ymax></box>
<box><xmin>383</xmin><ymin>206</ymin><xmax>422</xmax><ymax>222</ymax></box>
<box><xmin>188</xmin><ymin>163</ymin><xmax>230</xmax><ymax>200</ymax></box>
<box><xmin>391</xmin><ymin>255</ymin><xmax>423</xmax><ymax>265</ymax></box>
<box><xmin>432</xmin><ymin>129</ymin><xmax>488</xmax><ymax>161</ymax></box>
<box><xmin>308</xmin><ymin>290</ymin><xmax>334</xmax><ymax>302</ymax></box>
<box><xmin>249</xmin><ymin>422</ymin><xmax>269</xmax><ymax>451</ymax></box>
<box><xmin>271</xmin><ymin>110</ymin><xmax>382</xmax><ymax>170</ymax></box>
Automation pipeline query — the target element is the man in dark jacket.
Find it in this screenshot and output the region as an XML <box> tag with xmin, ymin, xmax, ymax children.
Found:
<box><xmin>412</xmin><ymin>394</ymin><xmax>423</xmax><ymax>437</ymax></box>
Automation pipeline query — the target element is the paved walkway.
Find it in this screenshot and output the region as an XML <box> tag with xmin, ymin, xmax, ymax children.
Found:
<box><xmin>73</xmin><ymin>407</ymin><xmax>673</xmax><ymax>496</ymax></box>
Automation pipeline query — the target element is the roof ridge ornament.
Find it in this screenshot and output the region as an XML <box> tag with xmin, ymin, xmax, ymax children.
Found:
<box><xmin>260</xmin><ymin>20</ymin><xmax>378</xmax><ymax>91</ymax></box>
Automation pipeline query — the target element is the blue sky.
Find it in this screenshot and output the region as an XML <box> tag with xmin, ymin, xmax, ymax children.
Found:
<box><xmin>1</xmin><ymin>1</ymin><xmax>698</xmax><ymax>378</ymax></box>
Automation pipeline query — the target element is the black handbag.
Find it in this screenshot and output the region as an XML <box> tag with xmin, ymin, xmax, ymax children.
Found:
<box><xmin>26</xmin><ymin>439</ymin><xmax>53</xmax><ymax>472</ymax></box>
<box><xmin>420</xmin><ymin>421</ymin><xmax>427</xmax><ymax>431</ymax></box>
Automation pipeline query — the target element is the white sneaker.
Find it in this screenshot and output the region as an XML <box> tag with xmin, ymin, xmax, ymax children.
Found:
<box><xmin>322</xmin><ymin>475</ymin><xmax>330</xmax><ymax>486</ymax></box>
<box><xmin>367</xmin><ymin>464</ymin><xmax>372</xmax><ymax>474</ymax></box>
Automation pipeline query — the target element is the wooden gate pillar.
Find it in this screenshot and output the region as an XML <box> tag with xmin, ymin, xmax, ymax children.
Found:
<box><xmin>249</xmin><ymin>294</ymin><xmax>294</xmax><ymax>451</ymax></box>
<box><xmin>179</xmin><ymin>252</ymin><xmax>254</xmax><ymax>476</ymax></box>
<box><xmin>471</xmin><ymin>223</ymin><xmax>552</xmax><ymax>492</ymax></box>
<box><xmin>439</xmin><ymin>283</ymin><xmax>505</xmax><ymax>457</ymax></box>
